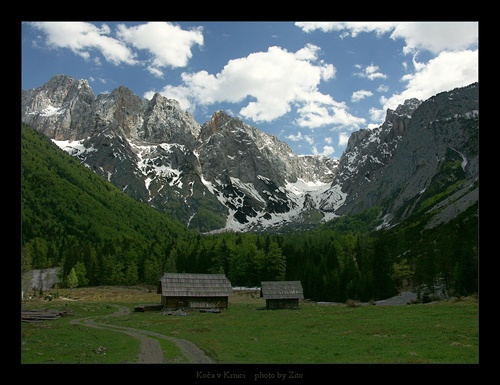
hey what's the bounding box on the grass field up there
[20,285,479,365]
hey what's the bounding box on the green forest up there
[21,124,478,302]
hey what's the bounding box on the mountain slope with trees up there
[21,124,191,287]
[21,122,478,301]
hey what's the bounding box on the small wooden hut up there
[157,273,233,310]
[260,281,304,309]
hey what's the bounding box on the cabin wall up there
[161,296,229,310]
[266,298,299,309]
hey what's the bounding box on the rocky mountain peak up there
[109,84,138,100]
[208,110,233,129]
[388,98,421,118]
[199,110,241,142]
[21,74,96,140]
[21,75,478,233]
[44,74,94,100]
[383,98,421,136]
[141,93,200,146]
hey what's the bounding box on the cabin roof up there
[157,273,233,297]
[260,281,304,299]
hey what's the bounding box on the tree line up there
[21,124,478,301]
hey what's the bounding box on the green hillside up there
[21,123,478,301]
[21,124,192,287]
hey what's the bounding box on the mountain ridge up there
[21,75,479,233]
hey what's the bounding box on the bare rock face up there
[321,84,478,228]
[196,111,338,227]
[22,75,338,232]
[22,75,478,232]
[21,74,96,140]
[94,85,147,141]
[319,98,421,213]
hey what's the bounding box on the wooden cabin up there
[157,273,233,310]
[260,281,304,309]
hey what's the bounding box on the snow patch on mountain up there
[319,184,347,212]
[52,138,87,157]
[211,178,337,232]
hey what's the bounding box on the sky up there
[21,21,478,159]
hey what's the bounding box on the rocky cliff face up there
[319,83,479,228]
[22,75,339,232]
[21,75,479,232]
[317,98,421,214]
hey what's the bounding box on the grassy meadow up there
[20,286,479,364]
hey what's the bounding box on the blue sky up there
[21,21,478,159]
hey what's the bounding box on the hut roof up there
[157,273,233,297]
[260,281,304,299]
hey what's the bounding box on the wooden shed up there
[157,273,233,310]
[260,281,304,309]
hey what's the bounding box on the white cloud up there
[295,99,366,130]
[286,131,317,145]
[29,22,137,66]
[304,135,314,145]
[377,84,389,93]
[156,45,341,127]
[116,22,204,74]
[286,132,304,142]
[354,63,387,80]
[28,21,205,77]
[369,107,386,126]
[352,89,373,102]
[296,22,397,37]
[296,21,478,54]
[390,22,478,55]
[338,132,350,147]
[312,145,335,157]
[301,22,479,129]
[381,49,478,113]
[147,66,165,78]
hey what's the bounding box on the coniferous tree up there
[262,241,286,281]
[143,257,161,286]
[67,267,78,289]
[73,261,89,287]
[125,261,139,285]
[391,258,414,291]
[165,252,177,273]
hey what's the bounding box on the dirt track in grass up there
[40,286,418,364]
[71,304,214,364]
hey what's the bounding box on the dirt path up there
[374,291,418,305]
[71,304,214,364]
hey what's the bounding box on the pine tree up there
[67,267,78,289]
[263,241,286,281]
[73,261,89,287]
